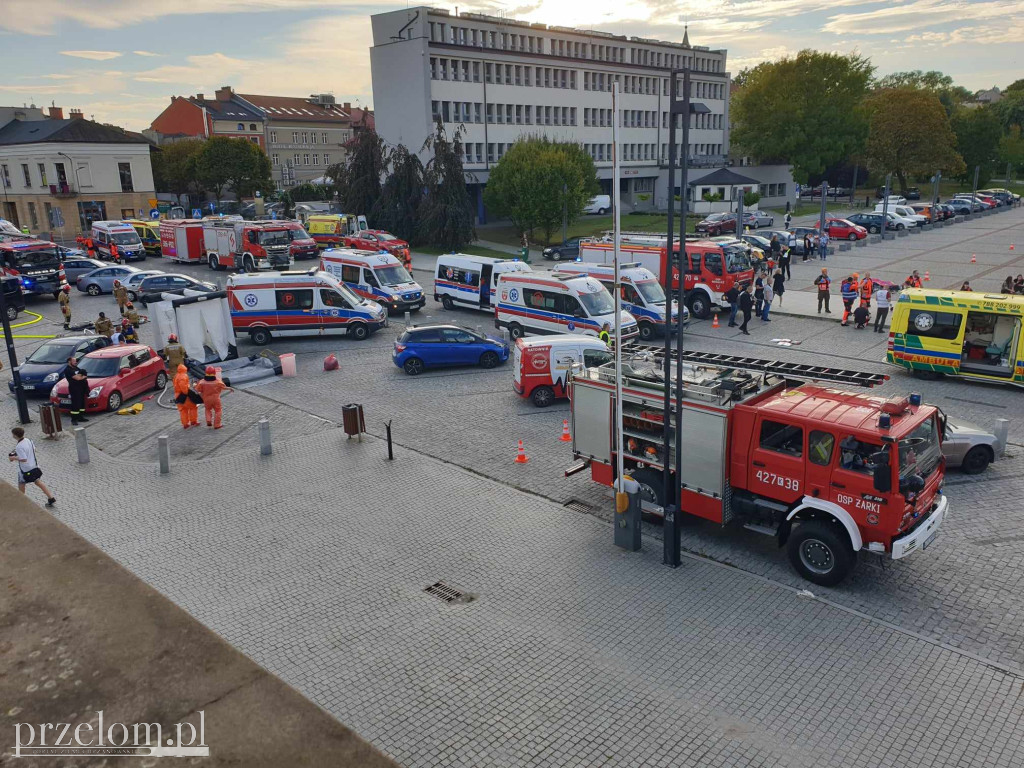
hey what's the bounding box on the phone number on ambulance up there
[756,470,800,491]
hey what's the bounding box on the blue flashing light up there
[513,258,519,262]
[878,414,892,429]
[909,393,922,406]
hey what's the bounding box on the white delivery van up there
[554,261,684,341]
[91,221,146,262]
[583,195,612,215]
[319,248,425,314]
[495,270,638,340]
[513,335,612,407]
[874,204,925,227]
[226,269,387,345]
[434,254,532,312]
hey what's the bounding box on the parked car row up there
[73,263,217,304]
[695,210,775,235]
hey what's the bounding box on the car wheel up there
[848,232,858,241]
[961,445,993,475]
[479,350,500,369]
[106,391,122,412]
[154,371,168,390]
[126,290,138,302]
[5,305,17,321]
[629,467,665,508]
[551,250,562,261]
[441,295,454,311]
[869,226,879,234]
[786,519,855,587]
[769,218,774,227]
[509,322,525,339]
[688,293,711,320]
[250,327,272,346]
[531,385,555,407]
[86,284,101,296]
[209,254,220,271]
[597,208,607,215]
[638,321,655,341]
[403,357,424,376]
[349,322,369,341]
[896,224,905,231]
[244,255,256,273]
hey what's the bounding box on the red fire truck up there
[0,238,64,297]
[160,219,206,265]
[578,234,754,318]
[568,350,948,585]
[203,220,294,272]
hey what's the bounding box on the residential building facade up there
[371,7,790,220]
[147,87,267,147]
[0,109,155,235]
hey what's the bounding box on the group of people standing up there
[724,265,787,336]
[837,271,891,332]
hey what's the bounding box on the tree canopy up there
[418,119,475,251]
[195,137,272,202]
[730,50,874,183]
[371,145,425,244]
[951,107,1003,185]
[152,138,204,202]
[327,129,385,216]
[876,70,971,115]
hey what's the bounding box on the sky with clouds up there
[0,0,1019,131]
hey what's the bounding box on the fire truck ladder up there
[662,350,889,388]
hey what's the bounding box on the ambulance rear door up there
[480,263,494,308]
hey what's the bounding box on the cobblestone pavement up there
[22,432,1024,768]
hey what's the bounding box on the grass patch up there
[481,213,696,248]
[414,244,517,260]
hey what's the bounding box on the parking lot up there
[3,206,1024,767]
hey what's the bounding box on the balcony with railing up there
[49,183,78,199]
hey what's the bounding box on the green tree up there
[998,126,1024,176]
[152,138,204,202]
[730,50,873,182]
[327,129,385,216]
[371,145,424,244]
[1004,79,1024,94]
[483,136,598,242]
[993,90,1024,131]
[876,70,971,115]
[196,137,271,202]
[418,119,475,250]
[864,88,965,193]
[950,107,1003,185]
[289,182,329,202]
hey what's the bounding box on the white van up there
[875,204,925,227]
[583,195,611,215]
[319,248,425,313]
[495,270,638,340]
[553,261,684,340]
[91,221,146,262]
[513,335,612,407]
[434,254,532,312]
[882,195,908,206]
[227,269,386,345]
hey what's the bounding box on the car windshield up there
[634,279,666,304]
[898,417,941,479]
[78,356,121,378]
[375,265,411,285]
[748,236,771,248]
[579,289,615,316]
[724,248,752,273]
[336,282,363,305]
[111,232,142,245]
[6,247,60,268]
[28,342,78,364]
[375,233,398,241]
[835,219,854,227]
[259,231,291,246]
[707,214,727,221]
[289,228,311,241]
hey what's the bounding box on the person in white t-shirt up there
[873,285,891,333]
[8,427,56,506]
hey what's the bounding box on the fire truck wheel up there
[441,295,454,311]
[688,293,711,319]
[250,328,272,346]
[208,254,221,271]
[787,519,855,586]
[530,386,555,407]
[628,467,664,508]
[638,321,655,341]
[961,445,992,475]
[509,322,525,339]
[244,255,256,273]
[86,283,101,296]
[349,322,369,341]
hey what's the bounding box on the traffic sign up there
[192,208,202,219]
[149,208,160,220]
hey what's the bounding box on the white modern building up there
[370,6,793,222]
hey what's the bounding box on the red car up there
[817,218,867,241]
[695,213,738,236]
[50,344,168,413]
[341,230,411,260]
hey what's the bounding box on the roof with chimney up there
[188,96,264,122]
[238,93,352,123]
[0,118,149,146]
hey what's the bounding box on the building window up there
[303,153,310,165]
[313,154,319,166]
[292,131,299,142]
[473,62,480,82]
[272,154,279,166]
[431,101,440,120]
[474,103,482,123]
[249,137,259,144]
[311,133,318,144]
[249,123,257,131]
[118,162,134,192]
[487,143,495,163]
[27,202,38,229]
[21,164,31,187]
[323,153,330,166]
[294,153,300,166]
[301,131,308,143]
[237,123,244,131]
[37,163,47,186]
[525,105,532,124]
[270,131,277,143]
[475,143,483,162]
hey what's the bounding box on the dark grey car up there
[62,257,106,284]
[138,273,217,305]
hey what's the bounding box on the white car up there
[583,194,611,215]
[873,206,916,230]
[891,205,928,227]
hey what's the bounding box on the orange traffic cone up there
[712,314,720,329]
[560,419,572,442]
[924,271,930,281]
[970,254,976,263]
[514,439,529,464]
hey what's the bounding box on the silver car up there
[124,269,165,302]
[75,265,142,296]
[744,210,775,228]
[942,418,1001,474]
[61,257,105,284]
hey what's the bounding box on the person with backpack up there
[9,427,56,506]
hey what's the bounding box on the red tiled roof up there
[238,94,351,123]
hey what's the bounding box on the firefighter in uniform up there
[124,301,141,328]
[57,284,72,329]
[62,356,90,425]
[194,366,232,429]
[121,318,138,344]
[163,334,187,373]
[173,364,199,428]
[113,280,129,315]
[94,312,113,338]
[599,323,611,346]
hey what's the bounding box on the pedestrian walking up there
[874,284,890,333]
[94,311,113,338]
[819,231,830,260]
[194,367,233,429]
[723,284,740,327]
[761,280,774,321]
[599,323,611,346]
[163,334,187,372]
[754,272,765,317]
[738,283,754,335]
[61,356,89,425]
[840,273,859,326]
[771,269,785,307]
[814,268,831,313]
[859,272,874,308]
[779,244,791,280]
[784,212,792,229]
[173,364,200,429]
[57,284,72,329]
[113,280,129,316]
[802,233,812,262]
[9,427,56,506]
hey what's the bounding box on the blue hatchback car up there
[393,324,510,376]
[9,336,111,395]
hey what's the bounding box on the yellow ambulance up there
[305,214,368,249]
[887,288,1024,385]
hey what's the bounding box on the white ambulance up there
[553,261,686,341]
[319,248,425,314]
[226,269,387,346]
[433,254,532,312]
[513,335,612,407]
[495,270,638,340]
[91,221,146,262]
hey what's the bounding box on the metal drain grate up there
[424,582,467,603]
[563,499,595,514]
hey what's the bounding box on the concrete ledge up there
[909,226,921,234]
[921,224,932,231]
[955,215,965,222]
[0,483,399,768]
[838,242,852,251]
[933,221,944,228]
[868,234,882,244]
[883,233,897,240]
[854,239,868,247]
[897,229,909,237]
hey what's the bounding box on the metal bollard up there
[157,435,170,474]
[385,419,394,460]
[502,328,510,344]
[404,310,412,326]
[259,418,272,456]
[994,418,1009,456]
[614,477,642,552]
[74,427,89,464]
